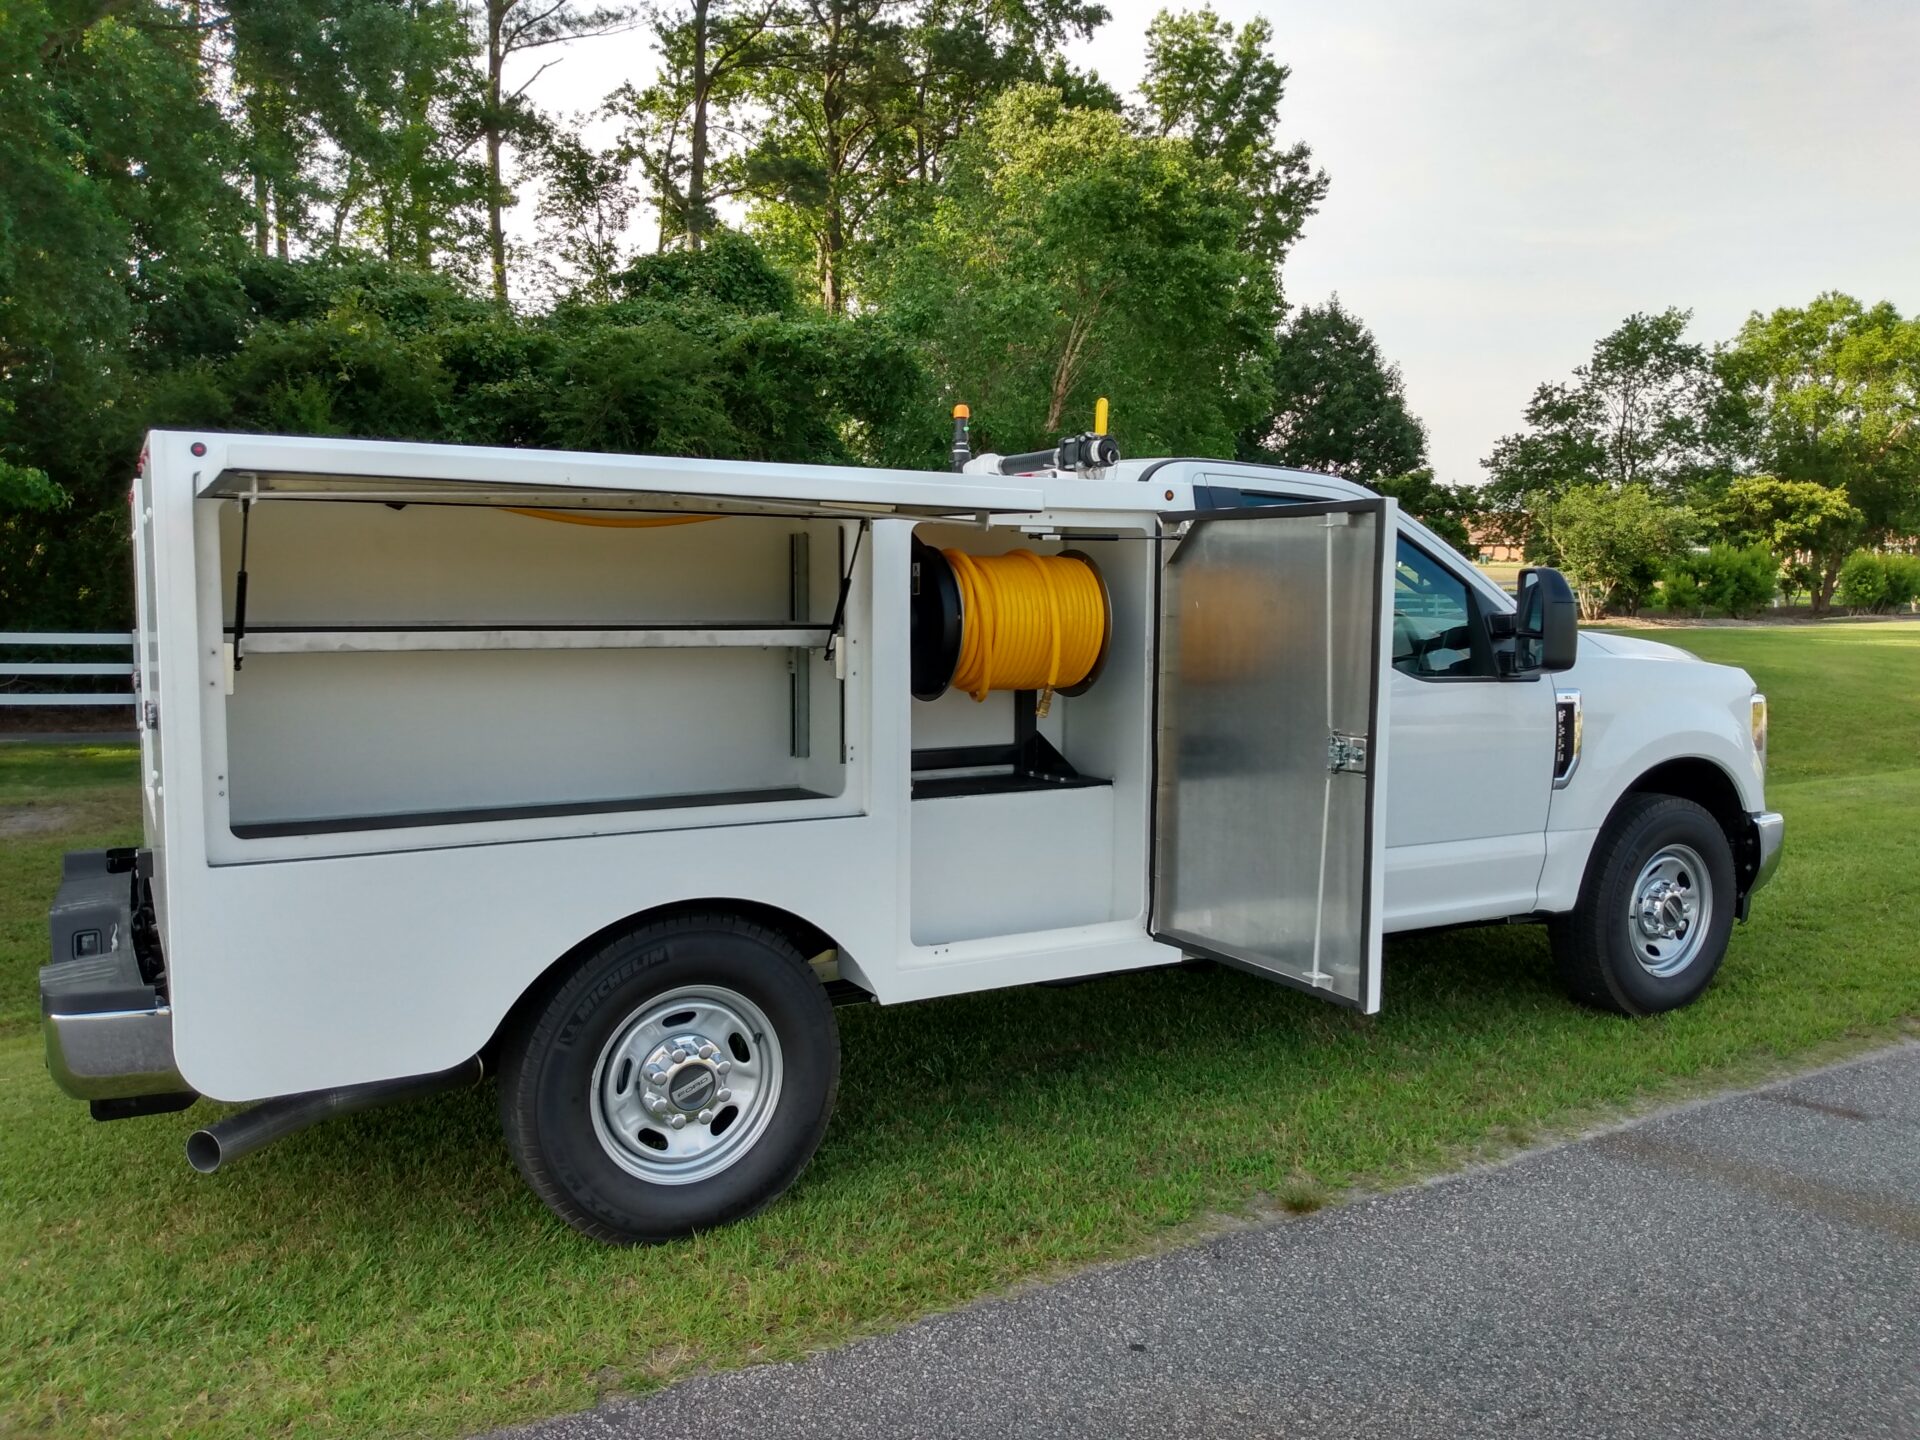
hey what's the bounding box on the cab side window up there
[1393,538,1477,678]
[1207,488,1494,679]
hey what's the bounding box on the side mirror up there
[1512,567,1578,673]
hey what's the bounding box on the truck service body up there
[41,430,1783,1240]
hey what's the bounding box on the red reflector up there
[190,441,207,457]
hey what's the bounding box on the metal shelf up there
[229,624,831,655]
[231,784,835,838]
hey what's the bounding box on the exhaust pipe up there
[186,1056,484,1173]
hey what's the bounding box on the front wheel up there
[1551,794,1736,1016]
[499,912,838,1243]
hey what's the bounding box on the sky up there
[522,0,1920,486]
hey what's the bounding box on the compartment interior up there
[213,494,1160,957]
[907,521,1153,945]
[216,499,848,834]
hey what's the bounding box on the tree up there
[900,0,1108,184]
[1,0,247,630]
[617,0,781,251]
[1484,309,1721,543]
[1371,469,1478,553]
[470,0,634,303]
[226,0,312,258]
[1137,5,1325,270]
[1536,483,1687,619]
[527,129,639,299]
[737,0,911,311]
[1716,293,1920,551]
[1714,475,1863,615]
[2,7,154,394]
[1244,297,1426,482]
[211,0,487,266]
[870,85,1277,457]
[337,0,491,270]
[2,3,244,378]
[1038,52,1119,112]
[740,0,1105,311]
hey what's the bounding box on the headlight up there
[1751,692,1769,774]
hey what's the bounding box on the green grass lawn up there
[4,623,1918,1439]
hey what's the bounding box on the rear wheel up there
[1551,794,1736,1016]
[500,912,838,1243]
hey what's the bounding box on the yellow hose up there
[504,508,716,529]
[943,548,1106,707]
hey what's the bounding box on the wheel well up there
[484,900,847,1069]
[641,899,838,966]
[1623,758,1758,892]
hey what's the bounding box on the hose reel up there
[909,540,1111,709]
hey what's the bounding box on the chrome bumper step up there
[41,849,191,1111]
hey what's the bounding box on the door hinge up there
[1328,731,1368,775]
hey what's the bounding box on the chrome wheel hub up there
[1625,844,1712,979]
[590,986,781,1185]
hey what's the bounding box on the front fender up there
[1537,642,1765,912]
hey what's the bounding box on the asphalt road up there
[489,1042,1920,1440]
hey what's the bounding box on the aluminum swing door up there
[1151,499,1393,1012]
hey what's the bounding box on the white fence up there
[0,633,135,707]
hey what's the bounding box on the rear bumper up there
[44,1002,184,1101]
[41,850,188,1103]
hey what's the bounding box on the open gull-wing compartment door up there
[192,435,1044,521]
[1152,499,1393,1012]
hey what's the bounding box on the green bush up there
[1660,543,1778,618]
[1836,550,1920,612]
[1837,552,1888,610]
[1894,555,1920,606]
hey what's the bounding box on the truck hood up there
[1578,631,1701,664]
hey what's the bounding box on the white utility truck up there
[42,426,1782,1242]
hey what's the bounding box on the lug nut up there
[697,1108,714,1124]
[717,1088,732,1102]
[716,1060,731,1075]
[699,1043,717,1059]
[669,1114,686,1129]
[671,1049,687,1063]
[647,1096,667,1116]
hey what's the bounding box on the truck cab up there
[1170,462,1781,950]
[41,433,1783,1243]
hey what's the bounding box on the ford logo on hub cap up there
[668,1065,716,1111]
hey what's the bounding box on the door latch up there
[1328,731,1367,775]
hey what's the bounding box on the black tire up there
[499,911,838,1243]
[1550,793,1737,1017]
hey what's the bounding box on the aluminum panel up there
[1153,503,1385,1007]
